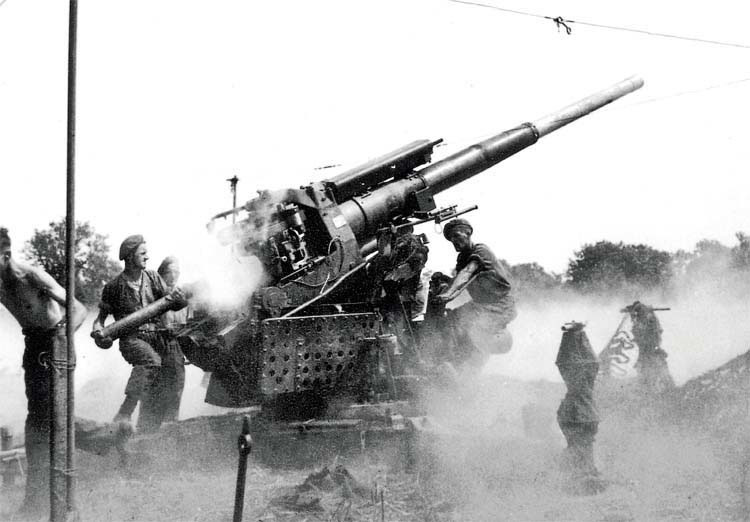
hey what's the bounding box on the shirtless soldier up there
[0,227,87,516]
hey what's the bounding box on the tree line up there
[22,218,750,307]
[23,219,120,307]
[510,233,750,301]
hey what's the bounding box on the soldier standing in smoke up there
[556,321,607,495]
[435,218,517,369]
[156,256,188,422]
[624,301,674,393]
[92,235,186,432]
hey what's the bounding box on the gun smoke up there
[413,241,750,520]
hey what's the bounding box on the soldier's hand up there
[91,330,113,350]
[167,287,189,310]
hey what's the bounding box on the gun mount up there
[104,77,644,414]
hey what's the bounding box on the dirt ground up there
[1,379,748,521]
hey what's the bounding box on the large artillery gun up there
[97,77,644,439]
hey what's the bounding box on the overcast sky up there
[1,0,749,277]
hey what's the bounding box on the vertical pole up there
[233,415,252,522]
[65,0,78,519]
[227,175,239,224]
[49,325,68,517]
[1,427,12,487]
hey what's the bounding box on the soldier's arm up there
[91,284,112,333]
[90,304,115,349]
[91,308,108,332]
[153,271,187,310]
[27,264,88,330]
[437,260,480,303]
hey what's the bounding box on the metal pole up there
[233,415,253,522]
[1,427,12,487]
[64,0,78,519]
[49,322,68,517]
[227,176,239,224]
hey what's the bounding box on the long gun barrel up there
[338,76,643,240]
[161,76,647,408]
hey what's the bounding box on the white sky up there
[1,0,749,277]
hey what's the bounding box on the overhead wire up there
[622,76,750,108]
[447,0,750,50]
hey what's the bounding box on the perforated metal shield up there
[260,313,381,396]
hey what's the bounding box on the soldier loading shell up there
[92,235,187,432]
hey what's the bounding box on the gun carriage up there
[94,77,643,459]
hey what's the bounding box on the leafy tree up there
[679,238,732,279]
[23,219,120,306]
[510,262,562,298]
[670,234,750,296]
[670,248,693,278]
[566,240,672,293]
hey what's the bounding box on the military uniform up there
[21,326,132,512]
[450,243,517,362]
[376,232,429,315]
[630,303,674,393]
[555,323,606,494]
[20,324,68,512]
[371,231,429,362]
[100,269,174,431]
[157,303,188,422]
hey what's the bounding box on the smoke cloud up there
[485,260,750,387]
[414,242,750,519]
[181,232,265,312]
